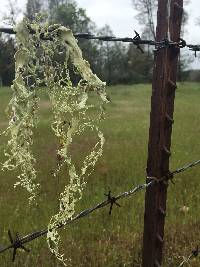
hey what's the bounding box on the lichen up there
[2,17,108,265]
[2,19,40,203]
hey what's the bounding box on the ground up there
[0,83,200,266]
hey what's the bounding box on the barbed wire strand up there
[0,159,200,265]
[178,246,199,267]
[178,254,193,267]
[0,27,200,55]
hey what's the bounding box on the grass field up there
[0,83,200,267]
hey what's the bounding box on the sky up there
[0,0,200,68]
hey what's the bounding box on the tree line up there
[0,0,198,86]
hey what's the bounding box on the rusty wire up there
[0,27,200,55]
[0,158,200,264]
[178,246,199,267]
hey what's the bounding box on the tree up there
[132,0,190,40]
[132,0,157,40]
[178,9,192,81]
[132,0,191,81]
[46,0,105,81]
[48,0,65,11]
[131,0,157,83]
[0,0,18,86]
[95,25,129,84]
[25,0,42,20]
[0,36,15,86]
[48,0,92,33]
[126,44,153,83]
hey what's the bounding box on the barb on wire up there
[133,30,144,53]
[0,27,199,55]
[7,230,30,262]
[178,245,199,267]
[187,44,200,57]
[104,190,121,215]
[0,159,200,262]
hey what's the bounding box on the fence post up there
[142,0,183,267]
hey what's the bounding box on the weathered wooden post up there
[142,0,183,266]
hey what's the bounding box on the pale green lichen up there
[2,17,108,265]
[2,20,40,203]
[44,25,108,265]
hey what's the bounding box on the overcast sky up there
[0,0,200,68]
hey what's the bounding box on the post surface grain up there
[142,0,183,266]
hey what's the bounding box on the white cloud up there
[76,0,140,36]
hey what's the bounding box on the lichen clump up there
[2,17,108,265]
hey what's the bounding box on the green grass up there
[0,83,200,266]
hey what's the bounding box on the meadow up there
[0,83,200,267]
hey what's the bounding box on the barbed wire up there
[0,158,200,265]
[178,246,199,267]
[0,27,200,56]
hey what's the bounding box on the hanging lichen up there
[1,16,108,265]
[2,19,41,203]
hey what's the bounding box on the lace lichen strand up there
[2,20,40,203]
[57,26,108,102]
[46,25,108,266]
[1,17,108,265]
